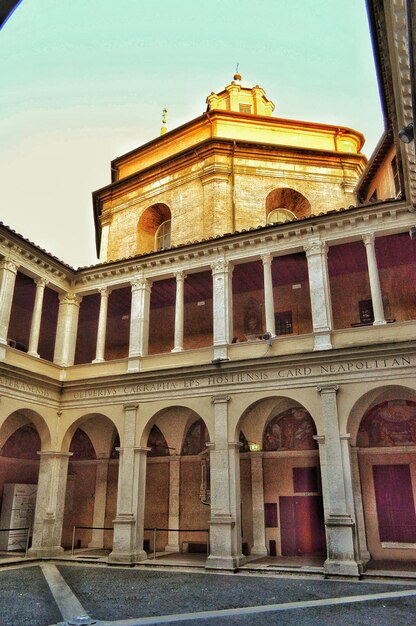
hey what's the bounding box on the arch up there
[140,404,212,452]
[263,407,317,451]
[69,429,97,460]
[1,424,41,460]
[347,385,416,446]
[60,412,120,454]
[137,203,171,254]
[0,409,51,451]
[265,188,311,222]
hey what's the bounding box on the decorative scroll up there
[263,408,317,451]
[358,400,416,447]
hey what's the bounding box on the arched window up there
[268,208,297,224]
[155,219,171,250]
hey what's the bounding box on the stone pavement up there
[1,562,416,626]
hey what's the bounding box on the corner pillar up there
[28,451,72,557]
[53,293,82,366]
[316,385,359,577]
[206,395,245,570]
[0,258,19,348]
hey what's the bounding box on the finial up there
[160,107,168,136]
[233,62,241,82]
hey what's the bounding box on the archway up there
[0,410,50,552]
[352,392,416,564]
[61,414,120,552]
[265,188,311,222]
[137,203,171,254]
[237,397,325,561]
[143,407,210,557]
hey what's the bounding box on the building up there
[0,1,415,577]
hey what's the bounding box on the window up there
[391,156,401,197]
[155,220,171,250]
[275,310,293,335]
[239,103,252,114]
[359,299,374,324]
[268,208,297,224]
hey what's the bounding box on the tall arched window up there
[268,208,297,224]
[265,188,311,223]
[155,219,171,250]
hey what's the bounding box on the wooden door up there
[373,464,416,543]
[279,496,326,556]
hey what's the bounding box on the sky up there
[0,1,384,268]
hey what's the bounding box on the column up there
[53,293,82,366]
[317,385,359,576]
[0,258,18,346]
[28,278,48,357]
[362,232,386,325]
[261,254,276,337]
[250,451,268,556]
[28,451,71,557]
[211,259,233,361]
[349,445,371,565]
[93,287,110,363]
[172,271,185,353]
[304,240,333,351]
[88,455,109,548]
[165,455,180,552]
[109,403,149,563]
[206,395,245,570]
[128,276,151,372]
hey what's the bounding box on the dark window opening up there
[264,503,278,528]
[391,156,401,197]
[359,299,374,324]
[275,310,293,335]
[239,103,252,114]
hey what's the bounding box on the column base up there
[373,320,387,326]
[205,554,246,570]
[92,357,105,364]
[27,546,64,558]
[313,331,332,351]
[28,351,40,358]
[164,543,180,553]
[171,347,184,353]
[250,546,268,557]
[324,558,360,577]
[212,344,229,361]
[127,357,141,373]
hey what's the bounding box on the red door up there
[373,464,416,543]
[279,496,326,556]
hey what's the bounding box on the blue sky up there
[0,1,383,267]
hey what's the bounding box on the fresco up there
[263,408,317,451]
[358,400,416,447]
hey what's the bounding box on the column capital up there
[34,277,48,289]
[317,384,339,395]
[59,292,82,307]
[131,277,151,292]
[175,270,185,282]
[98,286,110,298]
[304,239,327,257]
[313,434,325,445]
[340,433,351,441]
[211,394,231,405]
[211,259,232,275]
[0,258,19,273]
[124,402,139,412]
[362,232,375,246]
[261,253,273,266]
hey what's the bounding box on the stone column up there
[261,254,276,337]
[304,240,333,351]
[88,455,110,548]
[93,287,110,363]
[362,232,386,325]
[53,293,82,366]
[250,451,268,556]
[317,385,359,576]
[165,455,181,552]
[28,278,48,357]
[109,403,149,563]
[0,258,18,346]
[28,451,71,557]
[349,445,371,565]
[172,271,185,353]
[206,395,245,570]
[211,259,233,361]
[128,277,151,372]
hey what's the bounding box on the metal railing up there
[0,526,31,556]
[71,525,114,556]
[144,527,210,560]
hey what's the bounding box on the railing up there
[0,526,31,556]
[71,525,114,556]
[144,527,210,560]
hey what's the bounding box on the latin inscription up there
[0,375,50,397]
